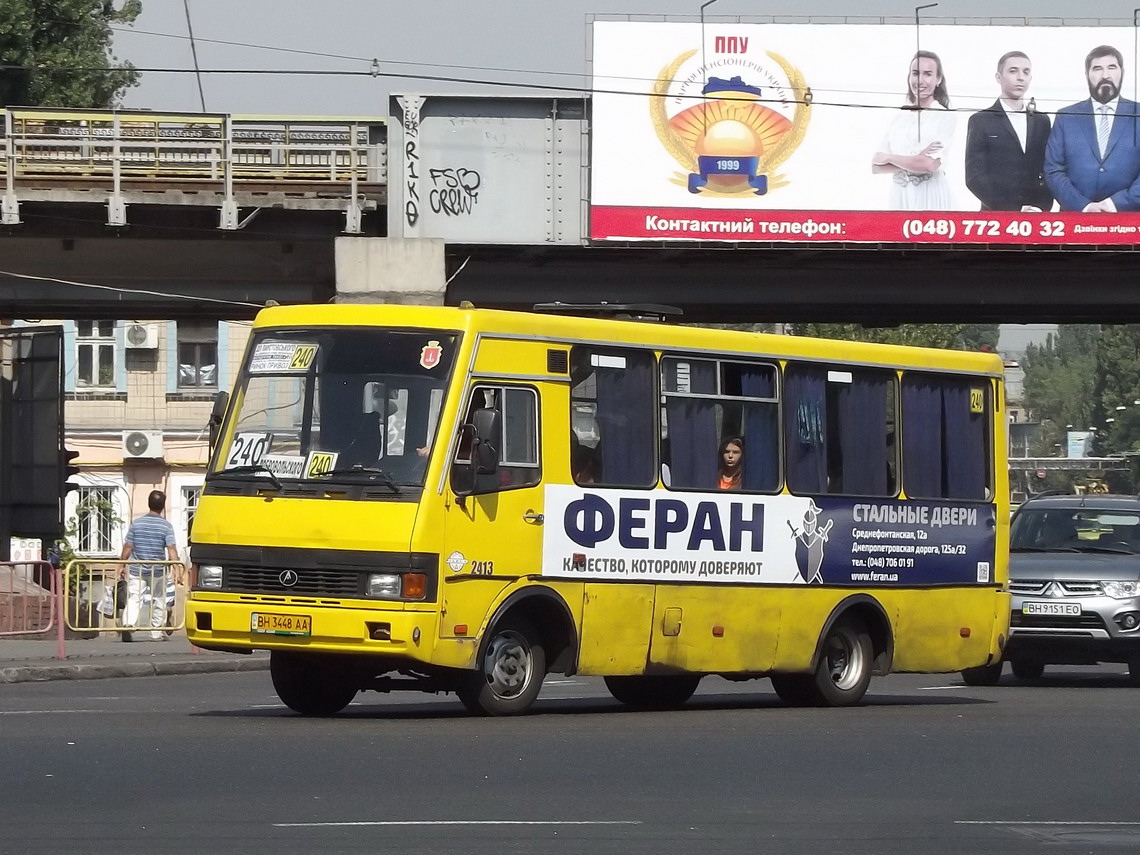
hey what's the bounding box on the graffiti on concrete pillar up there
[399,96,424,229]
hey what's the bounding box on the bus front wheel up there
[270,651,358,716]
[457,620,546,716]
[604,674,701,709]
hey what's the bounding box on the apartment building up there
[15,319,251,562]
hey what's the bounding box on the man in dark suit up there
[965,51,1053,211]
[1045,45,1140,212]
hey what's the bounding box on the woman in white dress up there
[872,50,958,210]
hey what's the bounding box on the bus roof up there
[253,303,1005,377]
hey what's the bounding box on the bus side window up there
[784,363,896,497]
[661,356,779,493]
[570,347,656,488]
[901,374,991,501]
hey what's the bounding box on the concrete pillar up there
[334,237,446,305]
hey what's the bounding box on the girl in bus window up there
[718,436,744,491]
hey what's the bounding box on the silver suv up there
[965,494,1140,685]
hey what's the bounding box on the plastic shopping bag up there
[97,583,115,618]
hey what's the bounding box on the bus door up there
[439,383,546,643]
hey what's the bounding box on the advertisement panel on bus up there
[590,21,1140,245]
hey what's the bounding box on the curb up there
[0,656,270,684]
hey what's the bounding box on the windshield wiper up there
[312,465,401,493]
[207,465,283,491]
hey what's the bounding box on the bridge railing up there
[1,108,387,230]
[1,108,387,183]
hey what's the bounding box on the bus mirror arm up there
[208,390,230,450]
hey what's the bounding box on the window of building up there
[902,374,992,501]
[178,322,218,388]
[76,321,116,388]
[182,485,201,539]
[660,356,780,492]
[783,363,897,497]
[569,347,656,488]
[74,486,116,554]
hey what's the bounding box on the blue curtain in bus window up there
[784,366,827,494]
[741,366,778,491]
[838,373,888,496]
[596,355,655,486]
[943,383,986,500]
[902,377,943,498]
[664,360,717,489]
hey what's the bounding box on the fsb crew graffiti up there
[429,167,482,217]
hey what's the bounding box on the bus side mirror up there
[471,408,501,475]
[208,390,230,450]
[451,410,501,499]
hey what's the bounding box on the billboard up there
[590,21,1140,245]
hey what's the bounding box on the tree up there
[789,323,999,351]
[1094,326,1140,455]
[0,0,141,108]
[1020,325,1098,457]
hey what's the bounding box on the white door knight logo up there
[789,499,833,584]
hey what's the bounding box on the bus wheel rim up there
[826,626,864,691]
[484,631,532,699]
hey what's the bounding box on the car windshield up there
[1010,508,1140,554]
[213,328,457,487]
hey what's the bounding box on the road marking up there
[956,821,1140,826]
[0,710,99,715]
[919,685,966,690]
[274,820,642,828]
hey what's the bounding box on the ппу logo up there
[650,44,811,197]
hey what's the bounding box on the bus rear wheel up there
[772,617,873,707]
[270,651,358,716]
[457,620,546,716]
[961,662,1004,686]
[604,674,701,709]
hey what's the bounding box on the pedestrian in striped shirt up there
[119,490,180,642]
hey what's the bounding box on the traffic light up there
[61,447,81,497]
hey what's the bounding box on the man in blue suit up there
[1045,45,1140,212]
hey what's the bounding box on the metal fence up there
[63,559,188,640]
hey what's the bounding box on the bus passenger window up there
[784,363,896,497]
[570,347,656,488]
[661,356,779,492]
[901,374,991,501]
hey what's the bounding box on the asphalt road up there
[2,665,1140,854]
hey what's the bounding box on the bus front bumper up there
[185,596,438,658]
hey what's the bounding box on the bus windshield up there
[215,328,457,486]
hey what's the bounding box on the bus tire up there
[773,617,873,707]
[604,674,701,709]
[457,619,546,716]
[770,674,818,706]
[961,662,1004,686]
[270,651,357,716]
[812,617,873,706]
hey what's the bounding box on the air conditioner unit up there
[122,429,164,460]
[124,322,159,350]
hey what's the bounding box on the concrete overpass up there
[2,102,1137,324]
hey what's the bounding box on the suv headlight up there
[1102,580,1140,599]
[197,565,223,589]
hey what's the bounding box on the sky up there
[111,1,1139,115]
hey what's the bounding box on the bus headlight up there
[1102,580,1140,599]
[198,565,223,589]
[367,573,401,599]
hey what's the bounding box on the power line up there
[0,268,263,309]
[0,60,1103,116]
